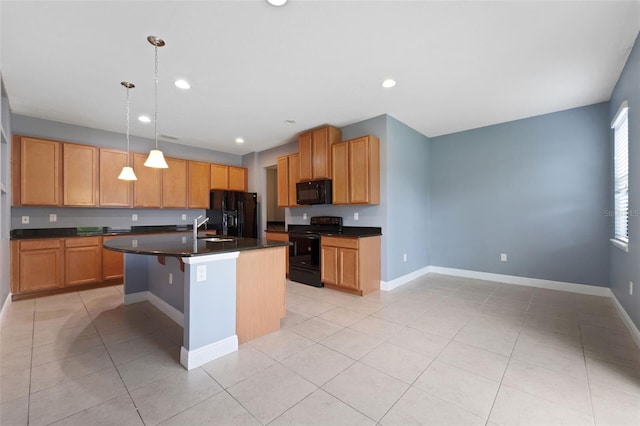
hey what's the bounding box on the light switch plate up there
[500,253,508,262]
[49,214,57,222]
[354,212,359,221]
[182,214,187,220]
[132,214,138,222]
[303,213,307,220]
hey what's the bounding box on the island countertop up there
[103,232,290,257]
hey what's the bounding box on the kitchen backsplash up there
[11,206,206,230]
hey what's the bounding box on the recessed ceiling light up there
[284,119,296,125]
[382,78,396,88]
[235,137,244,144]
[266,0,287,6]
[138,115,151,123]
[175,79,191,89]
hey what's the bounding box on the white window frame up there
[610,100,629,252]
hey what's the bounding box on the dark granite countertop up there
[103,233,290,257]
[10,225,194,240]
[266,226,382,237]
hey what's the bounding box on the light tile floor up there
[1,274,639,425]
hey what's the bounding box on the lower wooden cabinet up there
[11,239,64,294]
[11,236,123,298]
[320,235,380,296]
[64,237,102,286]
[102,236,124,281]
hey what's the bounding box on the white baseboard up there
[608,289,640,350]
[0,293,11,329]
[123,291,184,327]
[428,266,611,297]
[180,335,238,370]
[381,266,431,291]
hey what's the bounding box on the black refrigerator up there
[206,190,258,238]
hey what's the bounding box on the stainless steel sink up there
[197,237,235,242]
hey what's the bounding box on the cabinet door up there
[162,157,188,208]
[298,132,313,181]
[133,153,162,207]
[320,245,338,285]
[349,136,371,204]
[188,161,211,209]
[102,236,124,281]
[65,237,102,286]
[99,148,132,207]
[63,143,99,206]
[338,248,359,290]
[276,156,289,207]
[17,239,64,293]
[312,127,331,179]
[210,164,229,190]
[288,153,300,207]
[265,232,289,275]
[331,141,349,205]
[228,166,247,191]
[16,137,61,206]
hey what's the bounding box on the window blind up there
[612,101,629,243]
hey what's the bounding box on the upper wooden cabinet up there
[63,143,99,207]
[276,156,289,208]
[229,166,247,191]
[162,157,188,208]
[133,152,162,208]
[188,161,211,209]
[276,153,301,208]
[298,125,342,181]
[211,164,248,192]
[99,148,132,207]
[331,135,380,205]
[12,136,62,206]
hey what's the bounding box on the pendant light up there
[144,35,169,169]
[118,82,138,181]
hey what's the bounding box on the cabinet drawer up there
[65,237,101,248]
[19,239,62,251]
[321,236,358,249]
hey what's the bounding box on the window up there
[612,100,629,249]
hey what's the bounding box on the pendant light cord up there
[126,86,131,166]
[154,44,159,150]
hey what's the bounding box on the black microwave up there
[296,179,332,205]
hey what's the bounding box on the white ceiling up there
[1,0,639,155]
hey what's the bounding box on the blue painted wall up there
[609,32,640,329]
[385,116,430,279]
[430,103,610,287]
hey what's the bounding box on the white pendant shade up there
[118,166,138,181]
[144,149,169,168]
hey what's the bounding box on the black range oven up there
[288,216,343,288]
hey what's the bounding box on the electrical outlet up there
[49,214,57,222]
[403,253,407,262]
[181,214,187,221]
[303,213,307,220]
[500,253,508,262]
[169,273,173,284]
[21,216,29,224]
[354,212,359,221]
[630,281,634,296]
[132,214,138,222]
[181,236,187,244]
[196,265,207,282]
[132,239,138,248]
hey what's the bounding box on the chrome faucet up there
[193,215,209,239]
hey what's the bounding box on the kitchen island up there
[103,233,289,370]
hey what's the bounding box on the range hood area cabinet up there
[277,153,301,208]
[12,134,247,209]
[298,125,342,181]
[332,135,380,205]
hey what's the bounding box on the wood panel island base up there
[103,234,288,370]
